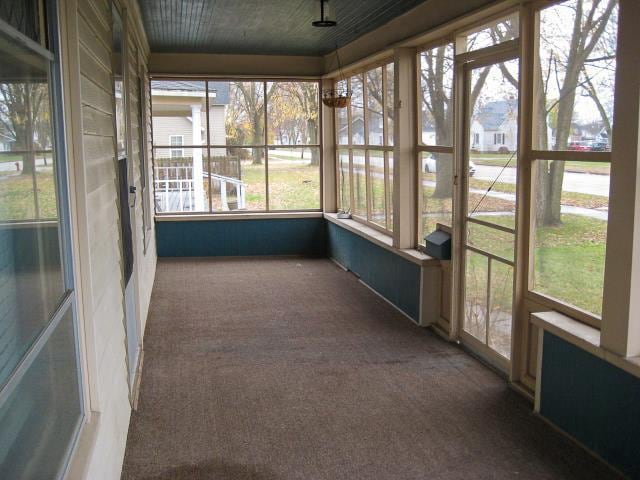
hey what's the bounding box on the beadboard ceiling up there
[137,0,430,56]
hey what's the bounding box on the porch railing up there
[154,165,246,212]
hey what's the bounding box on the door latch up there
[129,185,137,208]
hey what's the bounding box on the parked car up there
[567,141,590,151]
[589,141,609,152]
[424,156,476,177]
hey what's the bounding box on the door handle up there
[129,185,137,208]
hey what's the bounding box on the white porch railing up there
[154,165,246,212]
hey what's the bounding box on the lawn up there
[462,212,605,355]
[470,152,610,175]
[533,214,606,316]
[464,213,606,318]
[0,170,58,220]
[210,160,320,211]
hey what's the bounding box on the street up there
[473,165,610,197]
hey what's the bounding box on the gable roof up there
[475,99,517,131]
[151,80,230,105]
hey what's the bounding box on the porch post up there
[601,0,640,357]
[392,47,417,248]
[191,104,204,211]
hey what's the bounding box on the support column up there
[601,0,640,357]
[392,48,417,248]
[191,104,204,211]
[322,78,337,213]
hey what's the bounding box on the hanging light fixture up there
[312,0,336,27]
[311,1,351,108]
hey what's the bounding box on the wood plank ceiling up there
[137,0,430,56]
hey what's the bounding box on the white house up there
[0,126,13,152]
[151,80,228,155]
[470,99,518,153]
[151,81,245,212]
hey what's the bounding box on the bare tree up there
[232,82,274,165]
[0,82,49,175]
[285,82,320,166]
[420,46,490,198]
[535,0,616,226]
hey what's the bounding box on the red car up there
[567,141,590,151]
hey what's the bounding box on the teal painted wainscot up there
[156,217,327,257]
[538,331,640,479]
[326,220,424,323]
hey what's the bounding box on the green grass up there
[467,213,606,316]
[0,170,58,220]
[217,162,320,211]
[471,153,609,175]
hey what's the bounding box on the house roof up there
[151,80,230,105]
[475,99,517,131]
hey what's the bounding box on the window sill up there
[532,311,640,379]
[324,213,438,267]
[155,211,324,222]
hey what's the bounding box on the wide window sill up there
[155,212,324,222]
[532,311,640,379]
[324,213,438,267]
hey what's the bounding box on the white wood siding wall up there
[67,0,156,477]
[209,106,226,146]
[152,117,193,151]
[151,105,226,150]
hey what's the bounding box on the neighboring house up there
[151,80,229,158]
[151,81,247,212]
[547,121,609,148]
[337,115,384,146]
[470,99,518,153]
[0,125,15,152]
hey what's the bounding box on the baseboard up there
[131,349,144,411]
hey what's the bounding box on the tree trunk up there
[308,118,319,166]
[432,119,452,198]
[22,91,36,175]
[252,111,262,165]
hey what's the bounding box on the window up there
[335,61,394,232]
[151,79,321,213]
[529,0,618,319]
[0,5,82,478]
[457,12,519,53]
[170,135,184,157]
[535,0,617,152]
[418,43,454,244]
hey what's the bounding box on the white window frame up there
[151,78,323,214]
[170,135,184,158]
[416,41,456,247]
[335,61,395,234]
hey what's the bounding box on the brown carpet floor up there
[121,257,621,480]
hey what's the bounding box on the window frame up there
[0,3,85,478]
[416,40,457,247]
[150,77,323,215]
[334,59,395,234]
[522,0,616,328]
[169,135,184,158]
